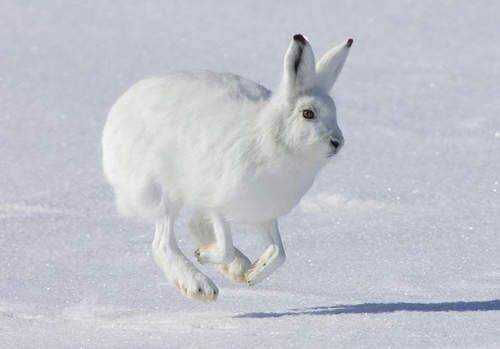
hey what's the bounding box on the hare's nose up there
[329,137,344,153]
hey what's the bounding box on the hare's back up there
[104,70,270,136]
[103,70,270,161]
[130,70,271,108]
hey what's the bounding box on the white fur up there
[102,34,352,301]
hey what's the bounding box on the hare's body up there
[102,34,353,301]
[103,71,320,223]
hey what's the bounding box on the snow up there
[1,0,499,347]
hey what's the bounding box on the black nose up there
[330,139,341,149]
[329,138,344,154]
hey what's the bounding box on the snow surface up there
[1,1,500,348]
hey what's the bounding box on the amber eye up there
[302,109,315,119]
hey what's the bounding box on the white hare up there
[102,34,353,302]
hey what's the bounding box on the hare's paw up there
[173,272,219,302]
[195,243,234,265]
[215,248,252,283]
[168,257,219,302]
[245,245,285,286]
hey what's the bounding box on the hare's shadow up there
[235,299,500,318]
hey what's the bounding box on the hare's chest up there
[222,164,318,223]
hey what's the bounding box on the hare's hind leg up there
[152,208,218,302]
[245,220,286,286]
[189,212,251,283]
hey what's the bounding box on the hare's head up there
[269,34,353,162]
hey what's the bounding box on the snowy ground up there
[1,1,500,348]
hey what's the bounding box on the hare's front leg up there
[189,212,251,283]
[194,212,235,265]
[152,210,218,302]
[245,220,286,286]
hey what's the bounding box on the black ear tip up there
[346,38,354,48]
[293,34,307,45]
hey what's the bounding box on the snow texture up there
[1,1,499,348]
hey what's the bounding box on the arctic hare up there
[102,34,353,301]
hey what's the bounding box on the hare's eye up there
[302,109,315,119]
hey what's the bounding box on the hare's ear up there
[315,38,353,92]
[280,34,316,94]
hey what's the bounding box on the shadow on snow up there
[235,299,500,318]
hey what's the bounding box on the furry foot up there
[195,243,234,265]
[214,248,252,283]
[171,271,218,302]
[245,245,285,286]
[161,254,219,302]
